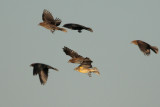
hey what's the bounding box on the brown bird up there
[131,40,158,56]
[63,46,99,77]
[39,9,67,33]
[30,63,58,85]
[63,23,93,33]
[63,46,85,64]
[74,57,100,77]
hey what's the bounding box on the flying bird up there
[39,9,67,33]
[63,46,85,64]
[63,46,99,77]
[63,23,93,33]
[131,40,158,56]
[30,63,58,85]
[74,57,100,77]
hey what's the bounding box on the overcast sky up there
[0,0,160,107]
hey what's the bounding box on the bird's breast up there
[39,22,56,30]
[78,67,89,73]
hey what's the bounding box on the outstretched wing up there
[39,68,48,85]
[33,65,40,76]
[42,9,62,26]
[79,57,93,68]
[63,46,83,58]
[42,9,55,24]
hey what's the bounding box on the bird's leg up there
[50,30,55,33]
[88,72,92,77]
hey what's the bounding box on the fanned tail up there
[58,27,67,32]
[85,27,93,32]
[150,46,158,54]
[91,67,100,76]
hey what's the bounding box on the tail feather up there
[150,46,158,54]
[92,67,100,76]
[58,28,67,32]
[85,27,93,32]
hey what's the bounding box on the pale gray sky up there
[0,0,160,107]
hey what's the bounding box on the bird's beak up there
[74,67,78,71]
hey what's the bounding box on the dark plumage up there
[30,63,58,85]
[131,40,158,56]
[63,46,85,64]
[63,23,93,33]
[39,9,67,33]
[42,9,61,26]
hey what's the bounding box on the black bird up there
[30,63,58,85]
[63,23,93,33]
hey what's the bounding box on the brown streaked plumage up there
[30,63,58,85]
[39,9,67,33]
[74,58,100,77]
[131,40,158,56]
[63,46,85,64]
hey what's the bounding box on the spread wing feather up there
[39,69,48,85]
[42,9,55,24]
[79,57,92,68]
[42,9,62,26]
[63,46,83,58]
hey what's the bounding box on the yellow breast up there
[78,67,89,73]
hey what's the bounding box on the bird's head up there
[63,24,67,27]
[39,22,44,26]
[30,63,34,67]
[30,63,38,67]
[74,67,79,71]
[131,40,138,45]
[68,58,76,63]
[68,59,72,63]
